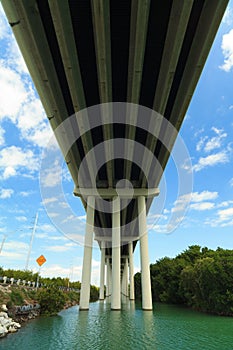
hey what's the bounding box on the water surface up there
[1,299,233,349]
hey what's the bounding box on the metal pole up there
[25,212,38,270]
[0,235,7,254]
[36,266,41,291]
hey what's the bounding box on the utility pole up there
[68,263,73,288]
[0,235,7,254]
[25,212,38,270]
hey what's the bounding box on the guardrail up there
[0,276,80,293]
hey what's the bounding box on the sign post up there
[36,255,46,289]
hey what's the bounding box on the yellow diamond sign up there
[36,255,46,266]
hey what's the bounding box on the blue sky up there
[0,3,233,285]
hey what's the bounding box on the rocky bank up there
[0,304,21,338]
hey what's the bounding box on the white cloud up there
[222,6,233,26]
[196,127,227,153]
[63,167,72,182]
[163,208,170,214]
[148,223,175,234]
[196,136,207,151]
[194,128,204,138]
[0,4,28,71]
[204,128,227,152]
[2,167,17,179]
[171,193,191,213]
[0,146,38,179]
[218,207,233,221]
[40,159,62,187]
[193,151,229,172]
[16,216,27,222]
[219,29,233,72]
[66,233,85,245]
[39,263,101,283]
[0,4,10,40]
[229,178,233,187]
[17,97,52,148]
[65,242,77,247]
[0,125,5,146]
[48,235,67,241]
[0,64,28,120]
[40,265,73,279]
[45,245,72,252]
[172,191,218,213]
[19,190,35,197]
[0,251,26,260]
[59,201,69,208]
[212,127,224,135]
[8,208,25,215]
[147,213,168,221]
[217,200,233,208]
[61,214,77,224]
[37,223,56,233]
[5,36,29,75]
[44,242,77,253]
[0,188,14,199]
[174,190,217,209]
[191,191,218,202]
[205,204,233,227]
[36,233,67,241]
[0,65,52,148]
[2,240,29,257]
[43,197,58,204]
[49,212,59,218]
[0,30,52,148]
[190,202,215,211]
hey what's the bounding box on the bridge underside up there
[2,0,228,310]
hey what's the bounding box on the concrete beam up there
[74,187,159,199]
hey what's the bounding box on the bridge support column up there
[109,259,112,296]
[138,196,152,310]
[79,196,95,310]
[106,257,110,297]
[125,257,129,297]
[121,260,127,296]
[111,196,121,310]
[129,241,135,300]
[99,241,105,300]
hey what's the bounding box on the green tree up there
[135,246,233,316]
[90,285,99,302]
[37,287,66,316]
[134,272,142,300]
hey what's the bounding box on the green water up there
[1,299,233,350]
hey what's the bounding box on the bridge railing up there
[0,276,80,292]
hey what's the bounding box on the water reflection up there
[1,302,233,350]
[141,309,155,347]
[129,300,135,311]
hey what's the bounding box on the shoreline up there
[0,283,79,339]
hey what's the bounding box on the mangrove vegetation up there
[135,245,233,316]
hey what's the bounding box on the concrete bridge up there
[2,0,228,310]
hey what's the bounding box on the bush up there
[37,287,66,316]
[10,290,24,305]
[6,300,13,309]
